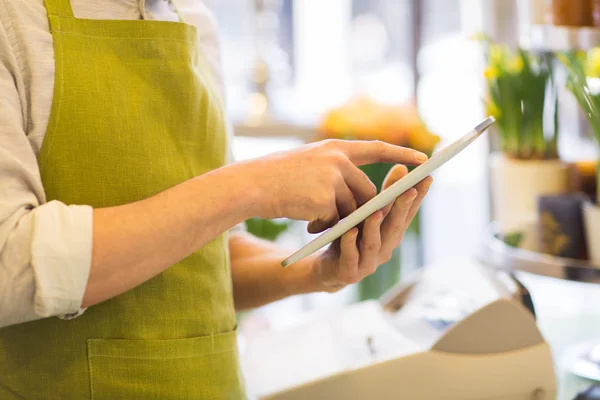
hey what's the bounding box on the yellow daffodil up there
[484,66,499,80]
[408,125,440,154]
[489,45,506,67]
[485,101,501,120]
[508,55,524,73]
[586,48,600,78]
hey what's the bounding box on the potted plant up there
[560,49,600,264]
[479,37,569,232]
[319,96,440,300]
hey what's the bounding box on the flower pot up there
[584,202,600,265]
[490,153,569,232]
[568,161,597,199]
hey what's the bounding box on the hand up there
[308,165,433,292]
[242,139,428,232]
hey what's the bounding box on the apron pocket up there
[87,330,244,400]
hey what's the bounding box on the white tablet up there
[281,116,495,267]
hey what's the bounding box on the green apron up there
[0,0,245,398]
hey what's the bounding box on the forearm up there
[84,165,259,308]
[229,231,321,311]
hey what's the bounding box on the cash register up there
[240,260,556,399]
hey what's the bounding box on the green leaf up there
[245,218,290,241]
[560,50,600,146]
[486,48,554,159]
[502,232,524,248]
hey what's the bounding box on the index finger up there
[343,140,428,166]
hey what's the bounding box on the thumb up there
[380,165,409,218]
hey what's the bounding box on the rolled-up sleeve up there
[0,13,92,328]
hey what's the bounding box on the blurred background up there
[205,0,493,323]
[207,1,600,397]
[206,0,600,356]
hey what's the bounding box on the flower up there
[481,38,558,160]
[407,123,440,153]
[508,55,524,73]
[484,66,499,80]
[586,48,600,78]
[489,44,506,67]
[485,100,501,120]
[319,96,439,153]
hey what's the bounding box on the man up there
[0,0,432,398]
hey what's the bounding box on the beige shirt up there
[0,0,228,328]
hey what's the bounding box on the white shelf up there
[522,24,600,52]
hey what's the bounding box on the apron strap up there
[44,0,75,17]
[168,0,185,23]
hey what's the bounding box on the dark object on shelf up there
[568,161,597,199]
[552,0,592,27]
[574,385,600,399]
[537,194,589,259]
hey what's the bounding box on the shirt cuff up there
[30,201,92,319]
